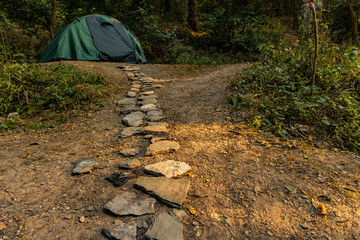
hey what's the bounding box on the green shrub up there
[0,63,105,117]
[231,40,360,153]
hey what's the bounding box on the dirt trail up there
[0,62,359,240]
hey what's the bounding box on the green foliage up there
[0,63,105,119]
[231,40,360,152]
[197,7,283,59]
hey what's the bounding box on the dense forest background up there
[1,0,360,153]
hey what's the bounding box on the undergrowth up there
[0,63,105,130]
[231,40,360,153]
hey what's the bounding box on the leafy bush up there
[0,63,105,117]
[231,40,360,153]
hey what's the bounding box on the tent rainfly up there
[38,14,146,64]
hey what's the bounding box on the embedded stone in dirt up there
[131,84,141,89]
[147,122,168,127]
[141,91,155,96]
[142,125,168,135]
[139,98,158,106]
[134,176,190,208]
[154,84,164,88]
[126,91,137,98]
[119,127,143,138]
[119,159,142,169]
[148,115,164,122]
[105,173,130,186]
[104,191,156,216]
[139,95,158,100]
[72,157,99,175]
[144,160,192,178]
[147,110,162,116]
[145,212,183,240]
[102,221,137,240]
[151,135,170,144]
[126,72,135,78]
[122,112,144,127]
[119,105,139,114]
[146,141,180,155]
[141,104,157,112]
[117,98,137,106]
[120,148,141,157]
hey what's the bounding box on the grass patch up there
[0,63,106,129]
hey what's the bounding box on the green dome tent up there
[38,14,146,64]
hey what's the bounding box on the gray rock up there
[141,104,157,112]
[102,221,136,240]
[117,98,137,106]
[146,141,180,155]
[148,115,164,122]
[72,157,99,174]
[147,122,169,127]
[142,125,168,135]
[126,91,137,98]
[122,111,144,127]
[119,159,142,169]
[134,176,190,208]
[119,127,143,138]
[151,135,170,144]
[126,72,135,78]
[139,98,158,106]
[144,160,191,178]
[131,84,141,89]
[147,111,162,116]
[119,105,139,114]
[145,213,183,240]
[139,95,158,100]
[120,148,141,157]
[170,209,187,221]
[130,87,140,92]
[104,191,156,216]
[141,91,155,96]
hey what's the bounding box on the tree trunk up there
[346,2,360,46]
[187,0,198,31]
[310,2,319,94]
[50,0,56,40]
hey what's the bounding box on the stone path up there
[72,64,192,240]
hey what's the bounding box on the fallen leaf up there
[0,222,6,231]
[318,202,328,215]
[14,215,22,221]
[186,205,198,216]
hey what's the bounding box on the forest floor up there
[0,62,360,240]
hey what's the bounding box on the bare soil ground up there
[0,62,359,240]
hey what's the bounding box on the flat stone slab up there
[148,115,164,122]
[102,221,136,240]
[141,104,157,112]
[141,91,155,95]
[119,105,139,114]
[139,95,158,100]
[126,72,135,78]
[127,91,137,98]
[105,191,156,216]
[142,125,168,135]
[72,157,99,174]
[117,98,137,106]
[134,176,190,208]
[119,159,142,169]
[122,111,144,127]
[146,140,180,155]
[147,111,162,116]
[120,148,141,157]
[145,213,183,240]
[151,135,170,144]
[139,98,158,106]
[144,160,192,178]
[147,122,169,127]
[131,84,141,89]
[119,127,143,138]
